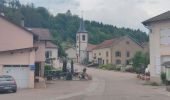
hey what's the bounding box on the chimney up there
[21,17,25,27]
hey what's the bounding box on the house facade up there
[0,15,59,88]
[30,28,59,73]
[45,41,59,69]
[92,36,146,65]
[87,44,97,63]
[0,15,37,88]
[143,11,170,83]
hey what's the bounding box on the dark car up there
[0,75,17,93]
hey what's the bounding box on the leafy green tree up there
[1,1,149,58]
[132,51,149,73]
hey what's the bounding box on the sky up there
[19,0,170,32]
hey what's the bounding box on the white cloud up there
[19,0,170,32]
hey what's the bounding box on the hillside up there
[0,0,148,56]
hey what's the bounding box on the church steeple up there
[77,18,87,33]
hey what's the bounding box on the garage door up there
[3,65,29,89]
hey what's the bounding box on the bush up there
[99,64,116,70]
[45,65,53,71]
[66,72,72,80]
[116,67,121,71]
[161,72,166,84]
[125,67,134,73]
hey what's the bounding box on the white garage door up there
[3,65,29,89]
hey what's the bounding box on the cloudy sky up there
[19,0,170,32]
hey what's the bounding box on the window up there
[77,36,79,41]
[126,60,130,65]
[45,51,52,59]
[116,59,121,64]
[106,59,109,64]
[106,51,109,57]
[103,60,105,64]
[160,29,170,45]
[126,51,130,57]
[115,51,121,57]
[82,35,86,41]
[94,53,96,56]
[77,45,78,48]
[99,53,101,56]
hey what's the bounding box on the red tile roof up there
[87,44,97,51]
[94,37,123,49]
[46,42,58,48]
[29,28,52,40]
[93,36,143,50]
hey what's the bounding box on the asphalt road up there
[62,68,170,100]
[0,67,170,100]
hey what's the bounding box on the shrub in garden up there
[66,72,72,80]
[45,65,53,71]
[160,72,166,84]
[99,64,117,70]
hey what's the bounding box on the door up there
[3,65,29,88]
[98,58,102,65]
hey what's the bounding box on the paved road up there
[0,67,170,100]
[63,68,170,100]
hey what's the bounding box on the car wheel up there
[13,89,17,93]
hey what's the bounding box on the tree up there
[1,1,149,55]
[132,51,149,73]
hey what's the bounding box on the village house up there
[45,41,59,69]
[92,36,147,65]
[143,10,170,83]
[0,15,37,88]
[0,15,59,89]
[87,44,97,63]
[30,28,59,75]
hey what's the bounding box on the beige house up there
[87,44,97,63]
[0,15,59,88]
[45,41,59,69]
[30,28,59,72]
[143,11,170,83]
[92,36,146,65]
[0,15,38,88]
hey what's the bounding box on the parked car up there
[0,75,17,93]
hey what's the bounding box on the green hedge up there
[99,64,121,71]
[45,65,53,71]
[160,72,166,84]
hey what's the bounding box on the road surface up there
[0,67,170,100]
[63,67,170,100]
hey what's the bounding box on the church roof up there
[77,18,87,33]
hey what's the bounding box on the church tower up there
[76,17,88,64]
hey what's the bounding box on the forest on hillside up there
[0,0,149,56]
